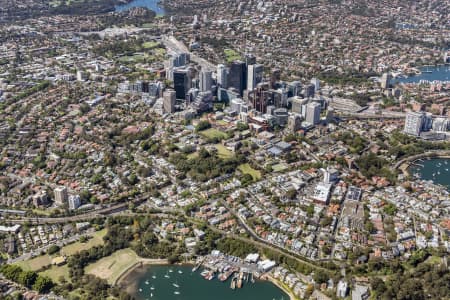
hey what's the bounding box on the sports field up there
[61,229,106,256]
[239,163,261,180]
[39,264,70,283]
[15,255,52,271]
[200,128,228,140]
[15,229,107,272]
[215,144,233,159]
[84,248,141,284]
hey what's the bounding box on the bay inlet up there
[122,265,290,300]
[394,64,450,84]
[115,0,166,15]
[409,158,450,190]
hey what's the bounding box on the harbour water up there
[126,265,289,300]
[115,0,166,15]
[409,158,450,190]
[394,65,450,84]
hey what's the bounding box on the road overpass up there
[161,35,216,71]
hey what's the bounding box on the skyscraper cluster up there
[161,51,331,131]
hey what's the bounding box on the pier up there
[193,252,276,290]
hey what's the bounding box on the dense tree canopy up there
[170,148,245,181]
[0,265,54,293]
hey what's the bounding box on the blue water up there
[409,158,450,190]
[395,23,417,30]
[394,65,450,84]
[129,265,289,300]
[116,0,166,15]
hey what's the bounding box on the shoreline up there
[407,157,450,189]
[116,259,296,300]
[114,258,171,286]
[396,153,450,176]
[405,155,450,174]
[262,274,298,300]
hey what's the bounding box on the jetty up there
[230,275,237,289]
[192,257,206,272]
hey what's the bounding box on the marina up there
[409,158,450,190]
[127,264,288,300]
[125,252,287,300]
[393,64,450,84]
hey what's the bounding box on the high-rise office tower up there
[245,54,256,66]
[311,78,320,92]
[306,102,321,125]
[199,70,212,92]
[381,73,392,89]
[191,91,213,113]
[271,88,288,108]
[216,64,228,89]
[175,53,190,67]
[288,114,302,132]
[231,98,245,114]
[270,69,281,89]
[326,107,335,124]
[54,186,68,206]
[244,54,256,91]
[291,96,308,114]
[163,89,176,113]
[304,84,316,98]
[423,113,433,131]
[288,81,302,97]
[266,105,276,115]
[129,80,149,94]
[228,60,246,96]
[403,112,425,136]
[68,195,81,210]
[173,68,191,100]
[247,64,264,91]
[273,108,289,126]
[251,82,270,113]
[432,117,450,132]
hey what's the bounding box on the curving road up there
[5,196,182,225]
[7,199,332,274]
[216,199,333,273]
[393,150,450,170]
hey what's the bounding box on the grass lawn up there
[216,120,228,126]
[142,41,159,49]
[15,229,107,272]
[425,255,442,265]
[117,54,146,63]
[32,208,53,216]
[50,0,93,7]
[153,48,166,56]
[239,163,261,180]
[187,152,198,159]
[39,265,70,283]
[61,229,107,256]
[224,49,241,63]
[215,144,234,159]
[272,163,288,172]
[84,248,140,285]
[49,0,61,7]
[141,23,155,28]
[200,128,228,140]
[15,255,52,271]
